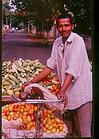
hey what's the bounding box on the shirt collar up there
[66,32,74,43]
[58,32,74,47]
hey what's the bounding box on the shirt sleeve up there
[47,42,56,69]
[65,38,87,81]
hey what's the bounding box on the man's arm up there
[31,66,53,83]
[21,66,53,90]
[20,66,53,100]
[60,73,73,93]
[57,73,74,106]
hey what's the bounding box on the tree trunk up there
[53,24,57,39]
[9,15,12,29]
[41,21,44,38]
[28,21,30,33]
[6,16,8,25]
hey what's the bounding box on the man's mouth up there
[62,33,68,35]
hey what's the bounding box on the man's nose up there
[62,26,66,31]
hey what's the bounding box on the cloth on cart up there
[2,118,24,130]
[24,83,66,111]
[2,117,68,138]
[2,118,36,138]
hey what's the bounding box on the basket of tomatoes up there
[2,103,68,138]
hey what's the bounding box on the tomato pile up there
[43,110,65,133]
[42,77,61,95]
[2,103,65,133]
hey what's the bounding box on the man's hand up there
[57,90,68,108]
[20,81,32,100]
[57,73,73,108]
[19,91,28,101]
[21,81,32,92]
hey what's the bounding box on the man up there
[21,11,92,137]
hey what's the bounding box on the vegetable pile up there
[2,58,61,97]
[2,103,68,137]
[2,58,68,138]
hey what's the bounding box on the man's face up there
[57,18,74,39]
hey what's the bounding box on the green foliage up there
[64,0,93,35]
[11,0,63,32]
[11,0,92,35]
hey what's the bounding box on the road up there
[2,31,52,65]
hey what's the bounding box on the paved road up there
[2,31,52,65]
[2,30,92,67]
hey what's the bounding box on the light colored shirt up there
[47,32,92,110]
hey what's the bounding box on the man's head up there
[56,11,75,39]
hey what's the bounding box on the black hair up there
[56,10,75,25]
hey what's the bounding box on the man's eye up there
[58,25,62,28]
[64,24,70,27]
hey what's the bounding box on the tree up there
[11,0,63,32]
[2,2,11,26]
[64,0,93,35]
[11,0,92,35]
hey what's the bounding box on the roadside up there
[27,33,54,46]
[27,32,92,47]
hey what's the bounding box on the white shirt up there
[47,32,92,110]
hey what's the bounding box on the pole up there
[53,20,57,39]
[9,13,12,29]
[6,16,8,25]
[28,21,30,33]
